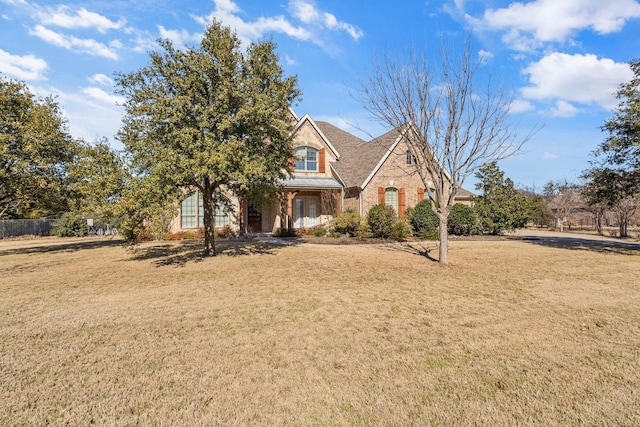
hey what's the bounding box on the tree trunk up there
[619,218,628,238]
[438,214,449,264]
[202,179,216,256]
[238,197,247,237]
[595,213,603,235]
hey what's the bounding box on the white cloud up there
[88,73,113,86]
[543,151,559,159]
[189,0,360,51]
[82,87,125,105]
[30,25,119,60]
[37,6,126,34]
[158,25,202,49]
[0,48,47,80]
[468,0,640,51]
[190,0,311,46]
[284,54,297,66]
[289,0,363,40]
[521,53,633,109]
[509,99,535,114]
[547,100,579,118]
[478,49,493,64]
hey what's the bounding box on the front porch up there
[243,177,343,233]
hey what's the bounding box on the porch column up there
[287,192,296,231]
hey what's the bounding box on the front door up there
[247,204,262,232]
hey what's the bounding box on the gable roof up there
[293,114,340,160]
[315,121,394,189]
[314,119,475,197]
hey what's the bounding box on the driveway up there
[511,228,640,253]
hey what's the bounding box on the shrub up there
[51,213,88,237]
[448,203,477,235]
[390,220,412,240]
[274,227,296,237]
[216,225,235,239]
[367,204,396,238]
[313,227,326,237]
[356,218,371,239]
[410,200,439,238]
[333,209,361,236]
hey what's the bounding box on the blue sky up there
[2,0,639,190]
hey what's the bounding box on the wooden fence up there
[0,219,57,239]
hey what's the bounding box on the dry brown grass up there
[1,236,640,426]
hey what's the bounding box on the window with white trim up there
[293,196,319,228]
[385,187,398,213]
[294,146,318,171]
[406,150,412,165]
[180,191,229,228]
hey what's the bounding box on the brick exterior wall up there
[361,138,432,217]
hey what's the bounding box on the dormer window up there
[294,146,318,171]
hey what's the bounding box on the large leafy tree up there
[355,38,533,263]
[0,76,77,218]
[582,58,640,237]
[68,138,126,223]
[116,21,300,255]
[473,161,529,234]
[599,59,640,176]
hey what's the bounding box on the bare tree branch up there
[354,36,537,263]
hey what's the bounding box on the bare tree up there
[354,38,533,263]
[544,180,581,232]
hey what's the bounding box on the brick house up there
[170,111,473,233]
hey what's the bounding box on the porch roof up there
[280,176,343,190]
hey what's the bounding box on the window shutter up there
[318,148,326,173]
[398,188,406,218]
[417,188,425,202]
[378,187,385,204]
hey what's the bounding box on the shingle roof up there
[315,120,475,198]
[316,121,402,189]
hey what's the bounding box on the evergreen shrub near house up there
[313,227,326,237]
[448,203,478,235]
[390,220,412,240]
[408,200,439,239]
[367,204,396,238]
[51,213,88,237]
[356,218,371,238]
[333,208,361,236]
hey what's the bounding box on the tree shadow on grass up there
[127,237,299,267]
[380,241,440,263]
[0,237,124,257]
[518,235,640,256]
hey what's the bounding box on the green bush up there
[367,204,396,238]
[313,227,326,237]
[51,213,88,237]
[333,209,361,236]
[448,203,477,235]
[274,227,296,237]
[410,200,439,238]
[356,218,371,239]
[390,220,412,240]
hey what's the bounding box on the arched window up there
[294,146,318,171]
[385,187,398,213]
